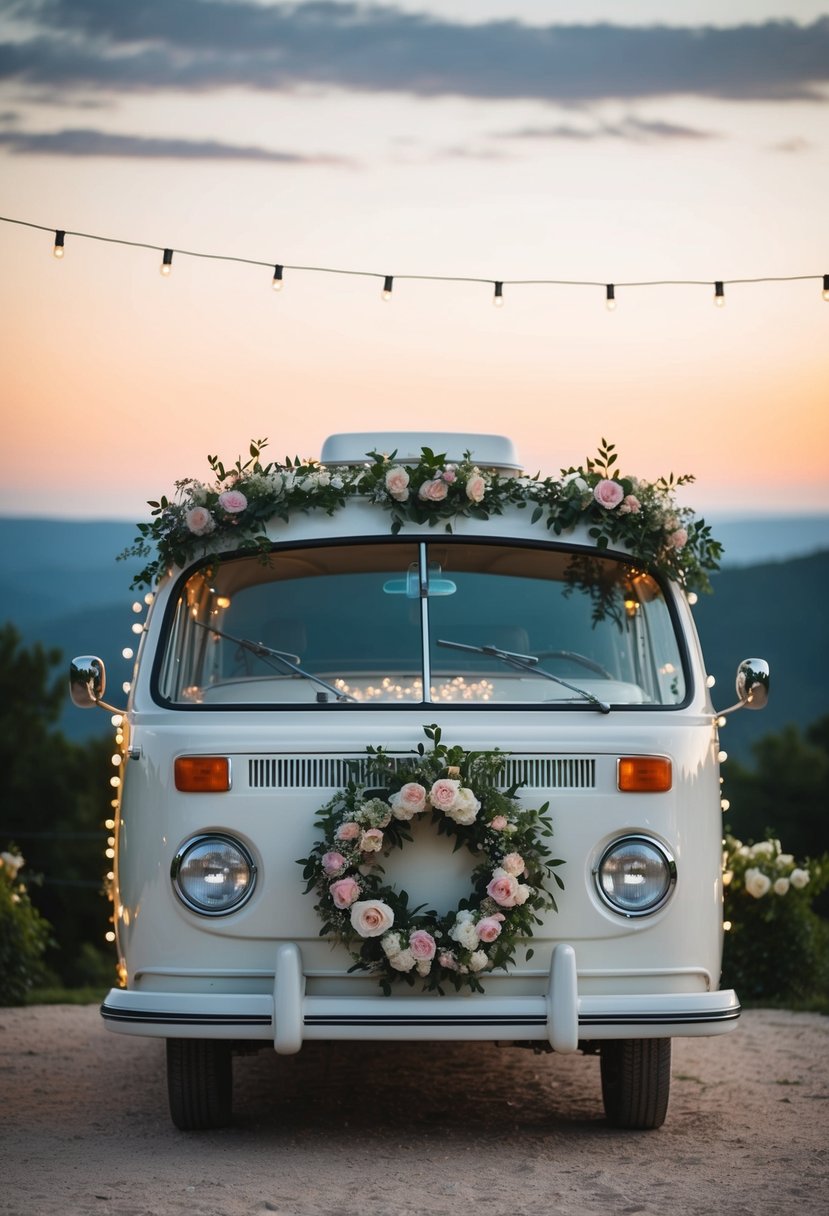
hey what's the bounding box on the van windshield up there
[156,540,686,707]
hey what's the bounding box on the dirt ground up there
[0,1004,827,1216]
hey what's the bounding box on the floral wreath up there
[121,438,722,597]
[297,726,565,994]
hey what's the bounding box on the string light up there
[493,280,504,307]
[0,215,823,308]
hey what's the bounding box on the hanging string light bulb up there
[714,281,725,307]
[823,274,829,302]
[605,284,616,311]
[272,263,284,291]
[160,248,173,276]
[382,275,394,301]
[53,229,65,258]
[493,281,504,308]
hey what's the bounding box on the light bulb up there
[823,274,829,302]
[160,248,173,276]
[493,281,504,308]
[53,229,65,258]
[272,263,284,291]
[382,275,393,301]
[714,281,725,307]
[605,284,616,311]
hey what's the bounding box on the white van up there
[70,433,768,1131]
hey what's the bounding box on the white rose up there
[513,884,531,905]
[416,958,432,977]
[388,949,416,972]
[0,851,24,879]
[749,841,775,859]
[468,950,489,972]
[790,868,810,890]
[350,899,395,938]
[744,868,771,899]
[445,787,481,826]
[450,918,480,950]
[381,932,403,959]
[773,877,790,896]
[776,854,794,868]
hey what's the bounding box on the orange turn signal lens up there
[174,756,231,792]
[617,756,672,793]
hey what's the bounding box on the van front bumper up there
[100,943,741,1053]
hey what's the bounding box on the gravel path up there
[0,1005,827,1216]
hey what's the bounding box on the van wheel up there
[600,1038,671,1130]
[166,1039,233,1130]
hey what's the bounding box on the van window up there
[156,541,686,707]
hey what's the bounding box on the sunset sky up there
[1,0,827,522]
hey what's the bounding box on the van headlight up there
[594,835,676,917]
[171,834,256,916]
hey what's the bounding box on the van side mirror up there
[69,655,108,709]
[716,657,770,717]
[735,657,769,709]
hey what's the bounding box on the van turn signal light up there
[174,756,231,792]
[617,756,672,793]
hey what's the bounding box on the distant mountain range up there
[1,514,827,761]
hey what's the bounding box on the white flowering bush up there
[722,834,829,1003]
[0,847,52,1006]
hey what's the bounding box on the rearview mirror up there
[69,655,107,709]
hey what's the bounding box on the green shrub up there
[0,847,54,1005]
[721,835,829,1003]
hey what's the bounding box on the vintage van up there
[70,433,768,1131]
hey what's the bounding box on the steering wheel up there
[534,650,614,679]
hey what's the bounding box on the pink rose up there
[360,828,384,853]
[329,876,360,909]
[489,815,508,831]
[408,929,437,960]
[218,489,248,514]
[501,852,525,877]
[487,872,519,907]
[442,466,457,484]
[438,950,458,970]
[384,466,410,502]
[321,850,346,876]
[336,821,360,841]
[670,527,688,549]
[619,494,641,515]
[418,479,449,502]
[185,505,215,536]
[465,473,486,504]
[429,778,460,811]
[389,782,428,820]
[350,899,394,938]
[475,916,503,944]
[593,479,624,510]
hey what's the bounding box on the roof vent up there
[320,432,522,474]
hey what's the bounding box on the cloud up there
[500,116,717,143]
[0,126,353,163]
[1,1,827,104]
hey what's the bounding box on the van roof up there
[320,432,522,473]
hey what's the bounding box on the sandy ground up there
[0,1005,827,1216]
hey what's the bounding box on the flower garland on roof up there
[120,437,722,593]
[297,725,564,995]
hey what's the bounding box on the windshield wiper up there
[436,638,611,714]
[192,620,356,703]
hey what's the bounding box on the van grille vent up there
[247,755,595,791]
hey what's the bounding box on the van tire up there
[600,1038,671,1130]
[166,1039,233,1130]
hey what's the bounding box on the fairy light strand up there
[1,214,825,302]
